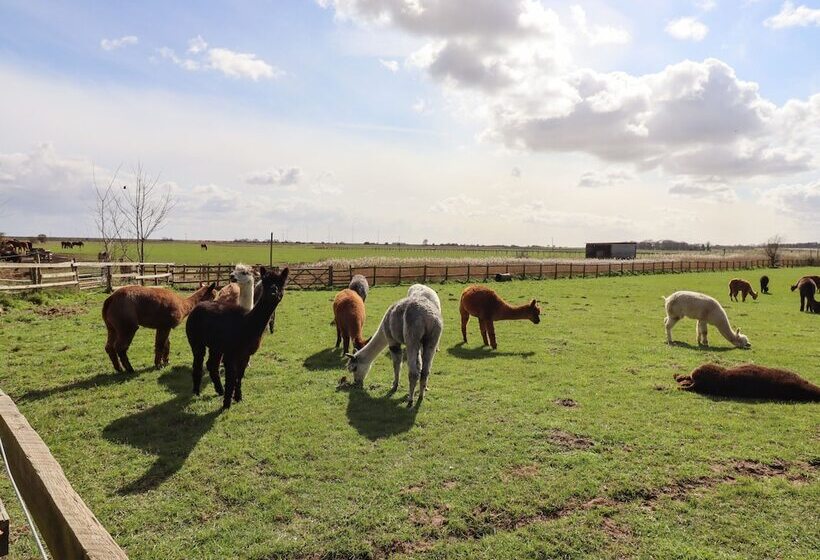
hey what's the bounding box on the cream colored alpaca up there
[216,264,255,311]
[663,291,750,348]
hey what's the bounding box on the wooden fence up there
[0,257,815,292]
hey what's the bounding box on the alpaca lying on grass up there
[216,264,255,311]
[186,268,288,409]
[663,291,750,348]
[103,282,217,372]
[349,274,369,302]
[333,288,367,354]
[796,277,819,313]
[346,296,443,407]
[459,285,540,349]
[675,363,820,401]
[728,278,757,302]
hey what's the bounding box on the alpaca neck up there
[496,302,532,321]
[244,292,278,340]
[238,281,254,312]
[712,311,741,345]
[355,324,389,366]
[182,287,210,315]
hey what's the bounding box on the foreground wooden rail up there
[0,392,127,559]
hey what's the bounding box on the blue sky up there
[1,1,819,245]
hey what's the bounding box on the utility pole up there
[269,232,273,266]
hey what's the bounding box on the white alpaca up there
[346,296,443,407]
[663,291,750,348]
[217,264,255,311]
[407,283,441,311]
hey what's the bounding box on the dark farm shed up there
[585,242,637,259]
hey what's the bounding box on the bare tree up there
[92,165,130,262]
[764,235,782,267]
[117,163,175,262]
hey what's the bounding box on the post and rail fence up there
[0,257,816,293]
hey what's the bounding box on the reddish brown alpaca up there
[675,363,820,401]
[728,278,757,302]
[103,282,216,373]
[459,285,540,349]
[333,288,367,354]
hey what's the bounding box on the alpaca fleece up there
[676,363,820,401]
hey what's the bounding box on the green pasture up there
[0,268,817,559]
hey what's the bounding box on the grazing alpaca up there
[663,291,750,348]
[186,268,289,409]
[408,283,441,311]
[346,296,443,407]
[333,289,367,353]
[216,264,255,311]
[103,282,217,373]
[759,275,769,294]
[796,278,819,313]
[200,243,208,250]
[728,278,758,302]
[675,363,820,401]
[790,275,820,292]
[348,274,370,302]
[459,285,540,349]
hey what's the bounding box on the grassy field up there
[0,268,818,559]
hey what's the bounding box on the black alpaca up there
[186,267,289,409]
[759,275,769,294]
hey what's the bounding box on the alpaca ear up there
[208,282,217,291]
[735,328,741,335]
[259,266,267,276]
[279,267,289,284]
[530,299,537,307]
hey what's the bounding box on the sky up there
[0,0,819,246]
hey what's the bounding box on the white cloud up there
[379,58,399,72]
[759,180,820,218]
[665,17,709,41]
[764,1,820,29]
[571,5,631,46]
[669,179,737,203]
[412,98,430,113]
[577,169,633,188]
[243,167,303,186]
[511,166,522,178]
[429,194,483,216]
[158,37,282,80]
[696,0,717,12]
[100,35,138,51]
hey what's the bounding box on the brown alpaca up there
[675,363,820,401]
[103,282,216,373]
[728,278,757,302]
[459,285,540,349]
[790,275,820,292]
[333,289,367,354]
[796,278,819,313]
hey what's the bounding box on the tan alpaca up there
[728,278,758,302]
[459,285,540,349]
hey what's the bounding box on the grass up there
[0,268,818,559]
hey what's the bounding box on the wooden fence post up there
[328,265,333,288]
[372,266,377,287]
[467,264,471,282]
[398,265,402,285]
[73,262,80,292]
[105,265,113,293]
[423,264,427,283]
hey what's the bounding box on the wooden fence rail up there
[0,258,816,292]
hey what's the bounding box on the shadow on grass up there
[668,341,742,352]
[102,366,220,495]
[18,366,154,402]
[303,347,344,371]
[447,342,536,360]
[343,385,418,441]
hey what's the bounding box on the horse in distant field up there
[201,243,208,251]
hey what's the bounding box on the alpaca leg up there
[223,359,236,410]
[206,351,224,395]
[697,320,709,346]
[343,335,350,355]
[460,307,469,343]
[478,318,489,346]
[406,344,421,408]
[486,320,497,350]
[416,340,438,407]
[388,345,402,393]
[234,359,248,403]
[154,328,171,369]
[335,325,341,349]
[115,325,138,373]
[105,324,123,372]
[191,345,206,395]
[664,316,679,344]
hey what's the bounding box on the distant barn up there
[585,242,637,260]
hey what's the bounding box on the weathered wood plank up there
[0,392,128,559]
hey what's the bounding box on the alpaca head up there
[345,352,373,385]
[751,290,758,300]
[734,328,751,349]
[197,281,218,301]
[229,263,255,288]
[528,299,541,324]
[257,266,289,305]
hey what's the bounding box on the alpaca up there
[663,291,750,348]
[216,264,255,311]
[790,275,820,292]
[759,275,769,294]
[675,363,820,401]
[407,283,441,311]
[333,289,367,353]
[796,278,819,313]
[459,285,540,349]
[728,278,758,302]
[349,274,369,302]
[254,277,276,333]
[186,267,289,409]
[103,282,217,373]
[346,296,443,407]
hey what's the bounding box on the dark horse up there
[200,243,208,250]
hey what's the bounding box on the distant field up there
[43,240,722,266]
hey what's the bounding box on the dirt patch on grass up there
[733,460,787,477]
[547,429,595,451]
[442,479,458,490]
[554,398,578,407]
[33,305,84,318]
[601,517,632,541]
[409,504,448,529]
[507,464,539,478]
